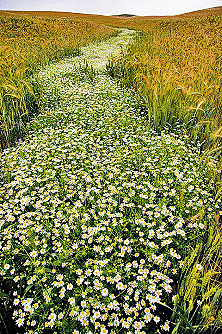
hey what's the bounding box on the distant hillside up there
[175,6,222,18]
[112,14,136,18]
[0,6,221,21]
[0,6,221,33]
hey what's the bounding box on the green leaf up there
[211,289,222,306]
[24,284,33,296]
[172,321,181,334]
[157,302,195,331]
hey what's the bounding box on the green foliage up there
[170,219,222,333]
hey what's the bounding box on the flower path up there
[0,29,217,334]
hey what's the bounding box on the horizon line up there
[0,5,221,18]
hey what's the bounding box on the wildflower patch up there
[0,29,219,334]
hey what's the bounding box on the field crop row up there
[107,16,222,148]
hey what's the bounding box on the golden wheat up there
[107,16,222,149]
[0,15,115,150]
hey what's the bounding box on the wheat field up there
[0,7,221,334]
[106,15,221,144]
[0,15,116,151]
[5,9,221,155]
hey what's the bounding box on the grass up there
[106,16,222,147]
[0,7,222,334]
[0,15,116,151]
[104,15,222,332]
[1,6,221,24]
[0,30,221,334]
